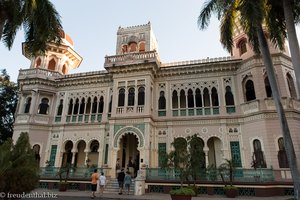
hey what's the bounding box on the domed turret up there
[22,30,82,75]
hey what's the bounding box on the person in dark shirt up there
[117,168,125,195]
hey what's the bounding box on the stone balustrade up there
[104,51,159,67]
[18,68,61,80]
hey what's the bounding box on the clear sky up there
[0,0,298,82]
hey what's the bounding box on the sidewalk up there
[31,189,292,200]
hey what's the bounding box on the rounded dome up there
[59,30,74,46]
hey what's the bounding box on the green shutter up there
[49,145,57,166]
[104,144,109,164]
[158,143,166,167]
[230,142,242,167]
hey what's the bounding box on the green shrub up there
[170,187,196,196]
[224,185,238,190]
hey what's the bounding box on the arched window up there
[48,58,56,71]
[238,39,247,55]
[57,99,63,116]
[195,88,202,107]
[158,91,166,110]
[252,139,267,168]
[211,87,219,106]
[79,98,85,114]
[121,45,128,54]
[38,98,49,115]
[118,88,125,107]
[73,98,79,114]
[287,73,297,98]
[245,80,256,101]
[32,144,41,164]
[108,96,112,113]
[68,99,73,115]
[62,64,68,74]
[92,97,98,113]
[139,42,145,52]
[128,87,135,106]
[225,86,235,106]
[128,42,137,52]
[187,89,194,108]
[35,58,41,68]
[264,76,272,97]
[138,87,145,106]
[24,97,32,113]
[90,140,99,152]
[180,90,186,108]
[203,88,210,107]
[172,90,178,109]
[85,97,91,114]
[98,96,104,113]
[277,137,289,168]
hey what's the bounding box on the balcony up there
[241,100,260,114]
[18,68,61,80]
[172,107,220,117]
[104,51,159,68]
[65,114,102,123]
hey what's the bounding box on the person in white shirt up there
[99,172,106,196]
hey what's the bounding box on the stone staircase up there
[104,178,135,194]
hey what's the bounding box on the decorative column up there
[204,147,209,168]
[71,150,77,166]
[84,149,90,167]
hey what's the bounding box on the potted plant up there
[57,163,73,191]
[218,159,238,198]
[170,187,196,200]
[161,137,196,200]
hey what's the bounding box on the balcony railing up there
[18,68,61,80]
[64,114,102,123]
[172,107,220,117]
[146,168,275,182]
[104,51,159,67]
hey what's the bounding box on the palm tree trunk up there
[257,25,300,200]
[283,0,300,98]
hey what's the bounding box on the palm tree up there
[0,0,62,55]
[198,0,300,199]
[280,0,300,98]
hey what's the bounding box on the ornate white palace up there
[13,22,300,181]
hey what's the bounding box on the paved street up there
[18,189,293,200]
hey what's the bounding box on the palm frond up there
[220,2,237,53]
[198,0,219,30]
[265,0,286,50]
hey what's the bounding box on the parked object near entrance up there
[219,159,238,198]
[170,187,195,200]
[57,164,73,191]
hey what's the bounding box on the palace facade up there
[13,22,300,180]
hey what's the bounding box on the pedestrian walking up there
[117,168,125,194]
[90,169,99,199]
[98,172,106,196]
[124,171,132,195]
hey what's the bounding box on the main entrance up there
[117,133,139,177]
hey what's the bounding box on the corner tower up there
[231,18,289,60]
[115,21,159,55]
[22,30,82,75]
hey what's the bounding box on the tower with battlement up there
[115,22,159,55]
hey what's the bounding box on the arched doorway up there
[75,140,86,167]
[62,141,73,167]
[117,133,139,177]
[32,144,41,167]
[89,140,99,167]
[207,137,223,167]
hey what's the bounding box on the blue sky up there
[1,1,298,82]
